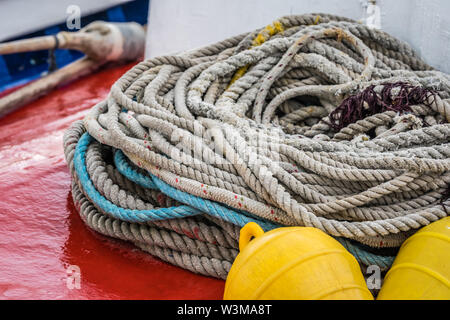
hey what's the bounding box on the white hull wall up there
[146,0,450,73]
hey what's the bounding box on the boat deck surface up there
[0,63,224,299]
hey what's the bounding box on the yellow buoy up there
[377,217,450,300]
[224,222,373,300]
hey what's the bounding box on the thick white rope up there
[65,13,450,278]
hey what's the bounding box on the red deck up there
[0,63,225,300]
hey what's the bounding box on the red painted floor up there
[0,63,225,300]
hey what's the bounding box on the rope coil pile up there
[64,13,450,279]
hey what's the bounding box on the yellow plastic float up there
[224,222,373,300]
[377,216,450,300]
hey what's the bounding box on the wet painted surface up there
[0,63,225,300]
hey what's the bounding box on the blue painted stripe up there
[107,6,126,22]
[0,56,11,82]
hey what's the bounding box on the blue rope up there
[74,133,202,223]
[114,148,279,231]
[336,238,395,270]
[76,132,396,268]
[151,174,278,231]
[113,144,396,268]
[114,149,157,189]
[75,133,278,229]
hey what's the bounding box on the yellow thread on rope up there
[230,66,249,84]
[314,15,321,25]
[228,20,284,87]
[253,34,266,46]
[273,21,283,32]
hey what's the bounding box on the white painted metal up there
[146,0,450,73]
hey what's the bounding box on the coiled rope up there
[64,13,450,279]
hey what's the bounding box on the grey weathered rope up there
[65,13,449,279]
[71,180,234,278]
[65,120,239,279]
